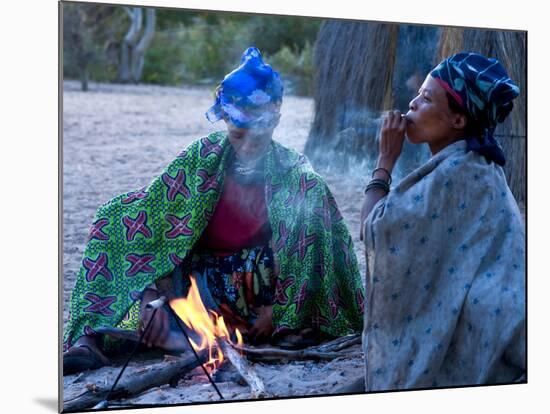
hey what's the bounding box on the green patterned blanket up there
[64,131,364,349]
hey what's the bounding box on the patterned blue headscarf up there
[430,52,520,166]
[206,47,284,129]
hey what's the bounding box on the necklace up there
[231,155,265,185]
[233,161,257,176]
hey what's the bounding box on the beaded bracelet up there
[372,167,392,185]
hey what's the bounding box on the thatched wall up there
[304,20,399,165]
[436,27,464,62]
[437,28,527,203]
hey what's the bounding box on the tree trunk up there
[437,28,526,203]
[118,7,142,83]
[80,67,88,91]
[304,21,399,170]
[131,9,156,82]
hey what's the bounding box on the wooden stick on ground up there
[235,345,361,362]
[316,334,361,352]
[62,349,209,412]
[217,338,270,398]
[228,334,361,362]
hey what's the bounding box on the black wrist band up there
[372,167,392,185]
[365,178,390,194]
[368,178,390,188]
[365,184,389,195]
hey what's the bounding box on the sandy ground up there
[62,80,367,408]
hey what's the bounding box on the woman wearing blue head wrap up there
[355,52,525,391]
[63,47,365,375]
[206,47,284,130]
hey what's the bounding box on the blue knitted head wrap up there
[206,47,284,129]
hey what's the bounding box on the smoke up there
[306,108,430,187]
[392,25,441,110]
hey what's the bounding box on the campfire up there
[169,275,244,372]
[63,273,362,411]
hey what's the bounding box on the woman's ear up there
[450,113,468,131]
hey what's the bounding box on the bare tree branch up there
[132,9,156,81]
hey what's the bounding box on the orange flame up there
[169,275,243,370]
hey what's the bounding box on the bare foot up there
[66,335,110,365]
[63,335,110,375]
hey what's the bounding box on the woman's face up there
[405,74,466,154]
[225,120,276,165]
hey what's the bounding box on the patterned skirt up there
[101,244,275,351]
[170,244,276,333]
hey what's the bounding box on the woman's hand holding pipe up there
[359,110,407,241]
[377,110,407,173]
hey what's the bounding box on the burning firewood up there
[169,274,270,398]
[217,338,270,398]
